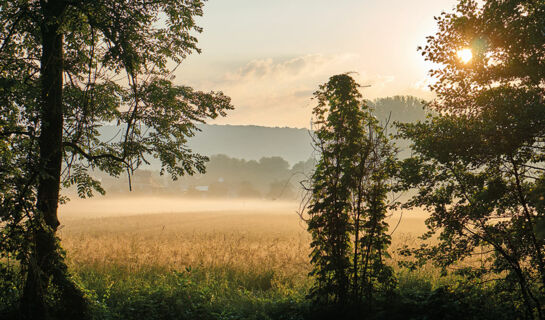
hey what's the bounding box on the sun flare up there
[457,48,473,63]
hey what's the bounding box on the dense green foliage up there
[0,263,523,320]
[0,0,232,318]
[399,0,545,318]
[305,74,396,305]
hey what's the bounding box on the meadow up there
[60,198,312,291]
[58,197,429,281]
[48,197,508,320]
[0,197,515,319]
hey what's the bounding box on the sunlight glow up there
[457,48,473,64]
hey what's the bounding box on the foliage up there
[0,0,233,317]
[399,0,545,318]
[0,263,521,320]
[304,74,397,305]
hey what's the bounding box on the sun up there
[457,48,473,63]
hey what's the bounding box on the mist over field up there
[59,197,301,218]
[59,196,429,237]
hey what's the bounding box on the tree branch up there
[63,141,126,164]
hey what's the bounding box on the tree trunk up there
[20,1,88,319]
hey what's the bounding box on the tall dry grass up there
[58,197,432,286]
[60,210,311,287]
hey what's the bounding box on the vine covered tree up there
[305,74,396,307]
[399,0,545,318]
[0,0,233,318]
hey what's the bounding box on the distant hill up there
[370,96,429,158]
[91,96,429,197]
[187,96,428,164]
[98,95,429,168]
[370,95,428,126]
[187,124,314,165]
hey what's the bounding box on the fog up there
[59,196,300,219]
[59,195,428,236]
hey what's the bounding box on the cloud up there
[223,54,353,83]
[184,54,429,128]
[373,75,396,87]
[193,54,360,127]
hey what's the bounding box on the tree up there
[0,0,233,318]
[369,96,426,126]
[304,74,396,306]
[399,0,545,318]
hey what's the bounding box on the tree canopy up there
[305,74,396,306]
[0,0,233,318]
[399,0,545,318]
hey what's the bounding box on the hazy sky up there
[174,0,459,128]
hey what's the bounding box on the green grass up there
[0,261,522,320]
[75,264,310,320]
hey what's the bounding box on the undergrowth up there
[0,262,521,320]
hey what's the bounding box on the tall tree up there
[399,0,545,318]
[305,74,395,306]
[0,0,233,318]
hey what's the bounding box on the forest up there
[1,0,544,319]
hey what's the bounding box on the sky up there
[174,0,460,128]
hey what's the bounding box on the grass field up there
[54,197,450,319]
[59,197,429,277]
[60,198,312,290]
[0,196,513,319]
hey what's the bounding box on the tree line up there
[91,155,315,200]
